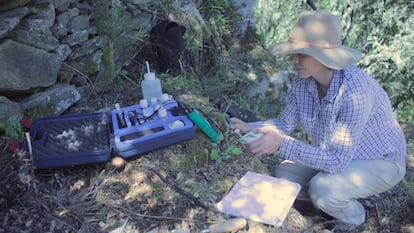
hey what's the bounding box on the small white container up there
[169,120,185,129]
[158,107,167,118]
[139,99,148,108]
[160,93,170,102]
[141,61,162,101]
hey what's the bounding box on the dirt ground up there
[1,89,414,233]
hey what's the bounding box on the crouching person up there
[229,10,407,231]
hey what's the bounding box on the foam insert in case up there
[29,112,111,169]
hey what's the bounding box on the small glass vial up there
[115,103,126,128]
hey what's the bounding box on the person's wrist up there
[277,134,285,152]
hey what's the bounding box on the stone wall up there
[0,0,287,126]
[0,0,153,123]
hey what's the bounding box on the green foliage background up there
[255,0,414,122]
[85,0,413,122]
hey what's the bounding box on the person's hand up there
[228,117,252,133]
[249,125,284,156]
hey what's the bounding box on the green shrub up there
[0,115,23,140]
[329,1,414,123]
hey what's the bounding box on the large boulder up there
[0,7,30,39]
[21,83,81,118]
[0,40,62,95]
[0,96,24,123]
[0,0,31,12]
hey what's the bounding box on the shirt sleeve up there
[249,88,300,135]
[279,88,375,173]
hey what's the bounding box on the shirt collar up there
[326,70,343,102]
[307,70,343,103]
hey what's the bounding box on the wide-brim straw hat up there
[268,10,361,70]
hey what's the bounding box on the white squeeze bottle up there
[141,61,162,102]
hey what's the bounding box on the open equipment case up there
[27,96,196,169]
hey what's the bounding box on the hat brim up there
[269,42,361,70]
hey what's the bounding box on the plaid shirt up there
[251,65,407,173]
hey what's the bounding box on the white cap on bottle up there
[158,107,167,118]
[160,93,169,102]
[144,61,156,80]
[139,99,148,108]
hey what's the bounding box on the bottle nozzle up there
[145,60,151,74]
[144,61,155,80]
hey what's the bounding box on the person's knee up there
[308,174,349,210]
[308,174,336,209]
[273,161,318,188]
[273,162,300,182]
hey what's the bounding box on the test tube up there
[115,103,126,128]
